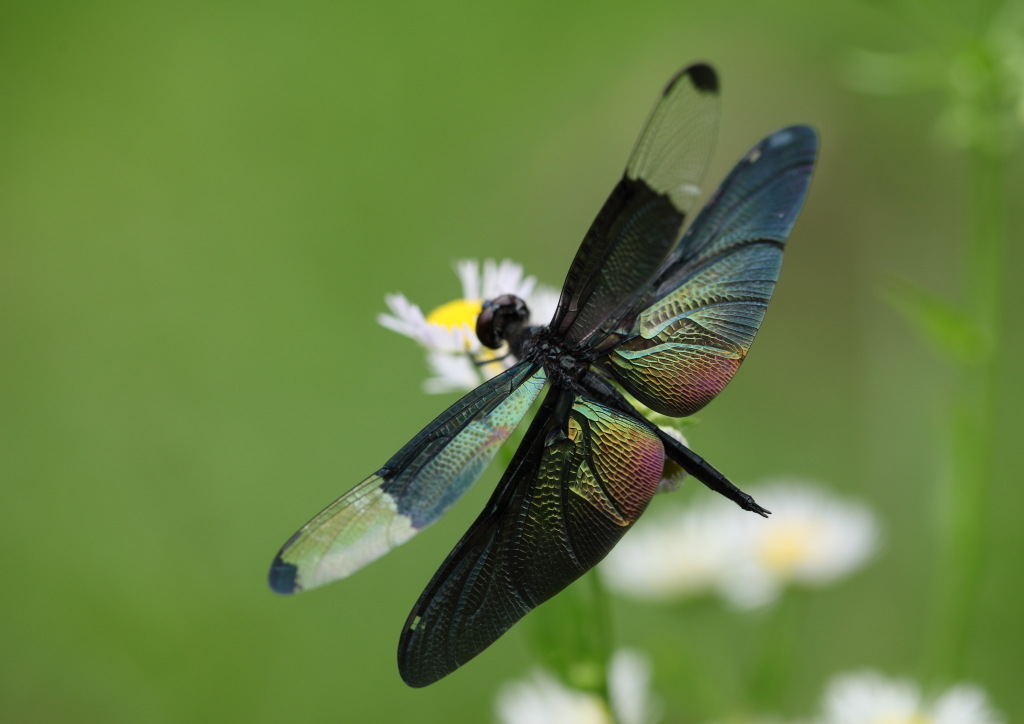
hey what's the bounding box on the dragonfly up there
[269,63,818,688]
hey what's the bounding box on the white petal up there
[378,292,485,354]
[716,561,782,610]
[517,273,538,300]
[822,671,923,724]
[528,284,561,326]
[422,352,482,394]
[609,649,661,724]
[600,506,738,601]
[457,322,483,354]
[715,481,879,608]
[496,670,611,724]
[377,293,428,340]
[823,672,1005,724]
[601,480,879,609]
[423,320,473,353]
[749,481,880,588]
[483,258,527,299]
[476,352,517,382]
[455,259,481,300]
[931,685,1004,724]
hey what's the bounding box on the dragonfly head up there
[476,294,530,349]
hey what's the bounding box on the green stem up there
[588,570,615,706]
[746,589,810,711]
[967,150,1004,333]
[524,571,619,718]
[929,146,1004,681]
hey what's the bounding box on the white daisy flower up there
[378,292,477,353]
[719,481,879,609]
[600,480,879,609]
[496,671,609,724]
[600,495,737,601]
[377,258,559,393]
[496,649,661,724]
[822,671,1004,724]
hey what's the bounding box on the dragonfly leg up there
[473,352,512,367]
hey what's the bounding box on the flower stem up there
[746,589,810,711]
[587,573,623,724]
[588,570,615,703]
[929,145,1004,681]
[524,570,618,720]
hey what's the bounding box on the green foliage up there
[882,273,988,365]
[854,0,1015,687]
[842,49,947,95]
[525,572,614,697]
[1,0,1021,722]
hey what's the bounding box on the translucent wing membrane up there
[550,64,721,347]
[606,125,818,416]
[269,362,546,594]
[397,389,663,687]
[626,62,721,212]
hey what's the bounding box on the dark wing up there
[397,388,664,687]
[548,63,721,347]
[269,362,546,594]
[604,125,818,417]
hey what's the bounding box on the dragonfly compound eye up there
[476,294,530,349]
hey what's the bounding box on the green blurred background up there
[2,1,1021,722]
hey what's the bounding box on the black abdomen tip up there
[268,555,299,594]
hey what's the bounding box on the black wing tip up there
[399,669,435,689]
[668,62,718,95]
[397,615,449,687]
[397,646,447,688]
[268,554,300,594]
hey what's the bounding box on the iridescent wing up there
[269,362,546,594]
[549,63,721,346]
[397,388,664,687]
[604,125,818,417]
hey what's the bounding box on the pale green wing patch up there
[269,363,546,594]
[271,476,418,591]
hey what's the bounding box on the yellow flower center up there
[426,298,483,331]
[872,715,930,724]
[759,523,817,575]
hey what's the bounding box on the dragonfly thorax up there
[515,326,594,388]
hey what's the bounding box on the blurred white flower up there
[421,351,481,394]
[718,482,880,609]
[608,649,662,724]
[822,671,1004,724]
[496,649,660,724]
[600,480,879,609]
[377,258,558,393]
[600,492,735,601]
[496,671,609,724]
